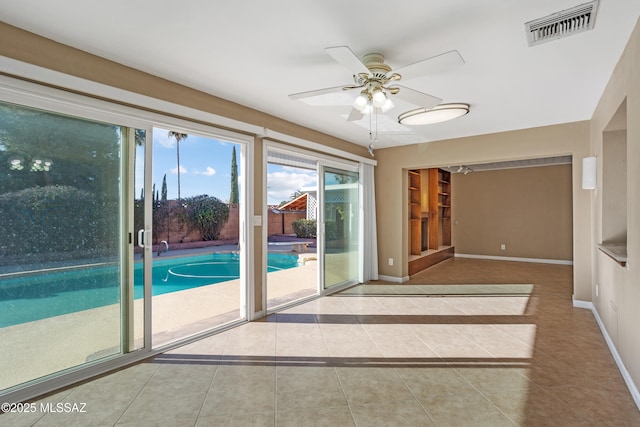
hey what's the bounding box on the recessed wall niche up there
[601,99,627,264]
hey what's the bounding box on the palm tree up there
[168,131,188,201]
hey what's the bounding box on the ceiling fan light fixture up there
[381,97,394,112]
[361,103,373,115]
[398,103,470,125]
[353,93,368,111]
[372,90,387,108]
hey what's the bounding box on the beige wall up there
[590,18,640,392]
[375,121,591,290]
[451,164,573,260]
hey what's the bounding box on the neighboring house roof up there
[277,193,307,212]
[276,184,357,214]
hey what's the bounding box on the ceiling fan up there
[289,46,465,122]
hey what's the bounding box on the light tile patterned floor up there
[3,258,639,426]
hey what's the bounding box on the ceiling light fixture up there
[352,87,395,141]
[353,88,393,114]
[453,165,473,174]
[398,103,470,125]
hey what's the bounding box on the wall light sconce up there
[582,156,597,189]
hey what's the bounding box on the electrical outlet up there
[500,244,506,250]
[388,258,394,266]
[595,284,599,297]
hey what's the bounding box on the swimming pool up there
[0,252,299,327]
[141,252,298,296]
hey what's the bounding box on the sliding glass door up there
[321,165,360,289]
[148,127,246,347]
[264,143,361,301]
[0,100,127,390]
[0,86,250,396]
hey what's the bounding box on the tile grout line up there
[193,333,229,425]
[111,362,160,426]
[273,313,279,427]
[357,311,441,426]
[314,305,357,426]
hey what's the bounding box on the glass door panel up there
[0,101,124,391]
[265,152,319,310]
[322,167,360,289]
[150,128,244,347]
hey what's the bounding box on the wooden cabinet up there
[409,170,422,255]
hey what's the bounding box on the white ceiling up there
[0,1,639,149]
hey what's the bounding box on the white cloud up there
[154,130,175,149]
[194,166,216,176]
[170,165,187,175]
[267,170,317,205]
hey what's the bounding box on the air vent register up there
[525,1,599,46]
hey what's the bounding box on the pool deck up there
[1,245,319,391]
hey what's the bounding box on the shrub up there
[292,219,316,238]
[181,195,229,240]
[0,185,106,257]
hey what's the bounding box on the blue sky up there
[267,164,317,206]
[151,128,236,201]
[143,128,318,205]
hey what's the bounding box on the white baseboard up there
[573,298,640,410]
[455,253,573,265]
[377,274,409,283]
[571,298,593,310]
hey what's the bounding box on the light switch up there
[253,215,262,226]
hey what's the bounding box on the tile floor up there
[3,258,639,426]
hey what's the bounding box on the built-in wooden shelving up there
[408,168,454,274]
[439,170,452,247]
[409,170,422,255]
[427,169,451,249]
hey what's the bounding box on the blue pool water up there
[0,252,299,327]
[137,252,297,297]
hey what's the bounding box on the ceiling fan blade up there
[347,107,364,122]
[325,46,370,76]
[390,85,442,108]
[390,50,464,81]
[288,85,347,100]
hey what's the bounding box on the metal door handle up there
[137,229,145,248]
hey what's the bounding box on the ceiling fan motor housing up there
[353,53,400,88]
